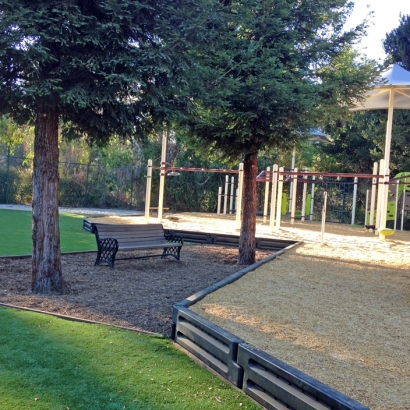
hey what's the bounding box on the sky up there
[344,0,410,61]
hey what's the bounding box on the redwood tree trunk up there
[31,106,63,294]
[238,151,257,265]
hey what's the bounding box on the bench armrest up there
[164,233,183,245]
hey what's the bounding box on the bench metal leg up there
[95,238,119,269]
[161,245,181,260]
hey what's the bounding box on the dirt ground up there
[1,212,409,410]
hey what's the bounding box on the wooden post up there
[375,159,384,232]
[275,167,284,232]
[263,166,270,224]
[301,169,307,222]
[269,164,278,233]
[369,162,378,229]
[290,168,298,224]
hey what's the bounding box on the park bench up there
[92,223,183,268]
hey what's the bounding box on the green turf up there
[0,306,259,410]
[0,209,96,256]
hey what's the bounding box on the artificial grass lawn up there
[0,209,96,256]
[0,307,259,410]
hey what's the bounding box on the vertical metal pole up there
[290,168,298,224]
[364,190,369,226]
[394,181,399,230]
[375,159,384,231]
[288,148,296,213]
[321,191,328,244]
[158,130,167,221]
[270,164,278,233]
[401,181,407,230]
[229,177,235,214]
[223,175,229,214]
[369,162,378,227]
[301,169,307,222]
[217,187,222,215]
[275,167,284,232]
[145,159,152,223]
[263,166,270,224]
[351,177,358,225]
[310,176,315,221]
[235,163,244,230]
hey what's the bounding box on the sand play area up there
[166,213,409,410]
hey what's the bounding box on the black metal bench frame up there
[92,223,183,268]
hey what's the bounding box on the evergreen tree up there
[0,0,204,293]
[184,0,379,264]
[384,14,410,69]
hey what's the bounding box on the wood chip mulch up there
[0,245,271,337]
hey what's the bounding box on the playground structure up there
[144,157,410,239]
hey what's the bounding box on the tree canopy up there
[182,0,379,263]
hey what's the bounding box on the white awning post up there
[235,163,244,231]
[364,190,369,226]
[310,176,315,221]
[158,130,167,221]
[301,169,307,222]
[275,167,284,232]
[369,162,378,227]
[263,166,270,224]
[217,187,222,215]
[351,177,358,225]
[270,164,278,233]
[321,191,328,244]
[375,159,384,232]
[144,159,153,223]
[229,176,235,214]
[290,168,298,224]
[379,89,395,238]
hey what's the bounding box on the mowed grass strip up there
[0,306,259,410]
[0,209,96,256]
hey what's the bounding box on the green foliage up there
[0,0,205,141]
[0,210,95,255]
[0,307,260,409]
[183,0,379,160]
[383,14,410,69]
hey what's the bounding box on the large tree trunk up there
[238,151,257,265]
[31,106,63,294]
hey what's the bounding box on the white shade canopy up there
[352,64,410,111]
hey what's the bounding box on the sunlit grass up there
[0,307,258,409]
[0,209,96,256]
